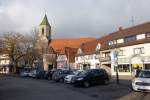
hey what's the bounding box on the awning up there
[132,64,143,68]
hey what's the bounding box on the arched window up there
[42,28,44,35]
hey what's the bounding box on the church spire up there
[40,14,50,25]
[39,14,51,42]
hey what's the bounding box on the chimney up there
[119,27,123,31]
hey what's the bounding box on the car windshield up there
[61,70,72,74]
[78,70,89,76]
[138,71,150,78]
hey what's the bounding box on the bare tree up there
[3,33,25,73]
[26,27,46,69]
[2,27,48,73]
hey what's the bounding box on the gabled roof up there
[40,14,50,26]
[107,22,150,40]
[78,21,150,54]
[79,39,100,55]
[48,46,56,54]
[99,21,150,50]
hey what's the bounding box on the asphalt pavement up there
[0,75,150,100]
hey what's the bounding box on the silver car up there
[64,70,83,84]
[132,70,150,92]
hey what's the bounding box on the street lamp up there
[112,49,119,84]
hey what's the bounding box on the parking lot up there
[0,75,150,100]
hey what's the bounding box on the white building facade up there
[110,43,150,75]
[75,43,101,70]
[0,54,10,73]
[99,23,150,76]
[75,54,100,70]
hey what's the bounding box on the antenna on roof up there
[131,16,135,26]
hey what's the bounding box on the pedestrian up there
[135,65,141,77]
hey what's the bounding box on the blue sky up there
[0,0,150,38]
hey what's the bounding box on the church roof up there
[48,46,56,54]
[40,14,50,25]
[49,38,96,54]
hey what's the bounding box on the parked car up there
[20,70,31,77]
[30,70,45,79]
[64,70,83,84]
[73,69,109,88]
[132,70,150,92]
[44,70,57,80]
[29,69,37,78]
[52,70,73,82]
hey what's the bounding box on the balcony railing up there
[117,56,150,63]
[99,56,111,62]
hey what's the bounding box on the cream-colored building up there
[99,22,150,76]
[75,22,150,76]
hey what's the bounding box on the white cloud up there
[0,0,150,38]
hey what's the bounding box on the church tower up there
[38,14,54,71]
[39,14,51,43]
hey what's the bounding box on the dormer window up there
[117,39,124,44]
[124,35,136,43]
[77,48,82,54]
[108,41,113,45]
[136,34,145,40]
[96,43,101,51]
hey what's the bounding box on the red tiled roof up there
[48,46,56,54]
[80,39,100,55]
[78,21,150,54]
[65,47,78,63]
[99,21,150,50]
[49,38,96,54]
[108,22,150,40]
[78,35,110,55]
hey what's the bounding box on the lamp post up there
[116,63,119,84]
[112,49,119,84]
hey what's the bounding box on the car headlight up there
[77,77,83,81]
[132,78,142,84]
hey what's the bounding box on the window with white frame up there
[134,47,144,55]
[77,48,82,54]
[96,43,101,50]
[118,50,124,56]
[75,57,78,61]
[146,32,150,38]
[88,55,93,59]
[124,35,136,43]
[81,56,85,60]
[113,40,117,44]
[114,64,130,72]
[95,54,100,59]
[102,52,110,57]
[117,39,124,44]
[136,34,145,40]
[108,41,113,45]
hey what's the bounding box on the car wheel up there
[47,77,51,80]
[104,79,109,85]
[131,85,137,92]
[60,78,64,83]
[83,81,90,88]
